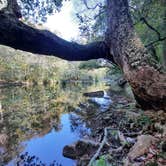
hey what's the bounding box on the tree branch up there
[82,0,103,10]
[140,17,161,40]
[0,12,114,62]
[145,36,166,47]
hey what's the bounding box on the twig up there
[145,36,166,47]
[140,17,161,39]
[88,127,109,166]
[129,5,166,47]
[123,131,142,137]
[108,131,126,155]
[117,131,126,145]
[82,0,103,10]
[110,146,123,153]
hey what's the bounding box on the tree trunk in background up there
[106,0,166,110]
[0,0,165,110]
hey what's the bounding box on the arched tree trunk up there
[0,0,165,110]
[106,0,166,110]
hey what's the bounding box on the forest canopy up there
[15,0,165,64]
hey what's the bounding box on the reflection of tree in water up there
[70,113,91,138]
[0,85,77,164]
[0,82,94,165]
[14,152,62,166]
[69,101,100,138]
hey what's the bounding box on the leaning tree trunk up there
[106,0,166,110]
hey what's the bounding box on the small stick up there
[88,127,109,166]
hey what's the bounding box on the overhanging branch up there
[0,12,114,62]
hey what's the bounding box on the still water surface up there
[0,82,110,166]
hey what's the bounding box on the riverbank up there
[0,78,165,166]
[63,86,166,166]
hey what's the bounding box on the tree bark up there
[106,0,166,110]
[0,0,165,110]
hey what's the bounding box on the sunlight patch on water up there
[90,91,112,112]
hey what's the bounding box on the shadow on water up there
[0,81,111,166]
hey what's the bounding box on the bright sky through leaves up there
[44,1,79,41]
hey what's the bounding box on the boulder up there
[128,135,157,162]
[63,145,77,159]
[63,139,99,159]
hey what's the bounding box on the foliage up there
[92,155,108,166]
[18,0,63,23]
[72,0,106,42]
[78,60,101,70]
[130,0,166,64]
[137,114,152,126]
[0,45,106,85]
[75,0,166,64]
[12,0,166,66]
[105,65,122,79]
[0,47,58,85]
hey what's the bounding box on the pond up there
[0,82,112,166]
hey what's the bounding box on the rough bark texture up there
[0,0,165,110]
[106,0,166,110]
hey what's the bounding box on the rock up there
[155,122,166,136]
[128,135,157,162]
[124,158,142,166]
[126,137,136,144]
[63,145,77,159]
[83,91,104,98]
[63,139,99,159]
[0,134,8,146]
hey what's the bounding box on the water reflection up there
[89,91,112,112]
[8,114,77,166]
[0,82,108,166]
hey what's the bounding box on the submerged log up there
[83,91,104,98]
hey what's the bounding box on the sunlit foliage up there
[18,0,63,23]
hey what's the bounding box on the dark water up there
[0,82,111,166]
